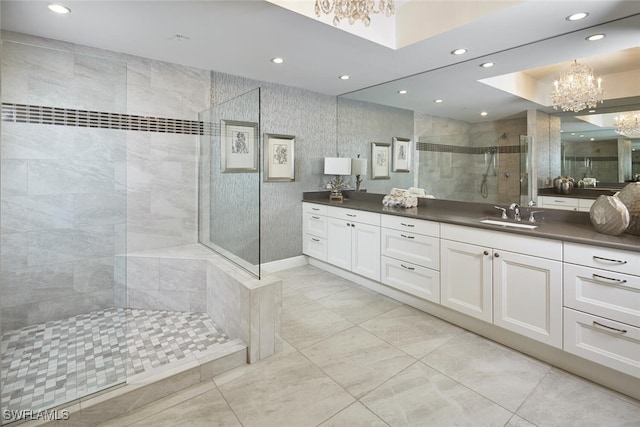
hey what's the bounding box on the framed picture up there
[264,133,295,182]
[392,137,411,172]
[220,119,258,173]
[371,142,391,180]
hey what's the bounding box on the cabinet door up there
[351,222,381,281]
[440,239,493,322]
[327,217,352,271]
[493,250,563,348]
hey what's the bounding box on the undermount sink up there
[480,219,538,229]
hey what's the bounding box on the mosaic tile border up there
[1,103,215,136]
[416,142,522,154]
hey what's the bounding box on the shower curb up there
[11,339,247,427]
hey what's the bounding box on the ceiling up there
[1,1,640,143]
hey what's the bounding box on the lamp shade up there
[351,158,367,175]
[324,157,351,175]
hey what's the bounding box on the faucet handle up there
[494,206,508,219]
[528,210,544,223]
[528,200,536,207]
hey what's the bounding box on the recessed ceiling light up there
[480,111,488,116]
[339,75,350,80]
[590,138,595,141]
[271,57,284,64]
[580,134,585,137]
[48,3,71,14]
[479,62,495,68]
[434,99,443,103]
[397,90,407,95]
[567,12,588,21]
[451,48,467,55]
[586,33,606,41]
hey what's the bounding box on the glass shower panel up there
[198,88,261,278]
[0,40,128,423]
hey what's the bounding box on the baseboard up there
[261,255,308,273]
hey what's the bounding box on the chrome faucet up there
[509,203,521,221]
[494,206,508,219]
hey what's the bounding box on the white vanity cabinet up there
[537,196,595,212]
[440,224,563,348]
[302,203,328,262]
[326,206,381,281]
[563,242,640,378]
[380,215,440,302]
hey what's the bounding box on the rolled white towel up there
[408,187,427,197]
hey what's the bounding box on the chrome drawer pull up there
[592,274,627,284]
[593,255,627,265]
[311,238,320,242]
[400,234,415,239]
[311,216,320,220]
[400,264,415,271]
[312,207,320,211]
[593,321,627,334]
[346,213,356,217]
[400,222,415,227]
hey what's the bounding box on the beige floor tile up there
[318,402,389,427]
[516,368,640,427]
[128,387,241,427]
[422,332,550,411]
[281,266,354,301]
[505,415,537,427]
[361,362,512,427]
[97,381,219,426]
[282,299,354,350]
[217,352,354,427]
[316,286,403,324]
[360,305,464,358]
[282,284,312,309]
[301,326,415,398]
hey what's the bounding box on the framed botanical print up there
[264,133,295,182]
[371,141,391,180]
[220,119,258,173]
[392,137,411,172]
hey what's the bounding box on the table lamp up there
[351,156,367,191]
[324,157,351,202]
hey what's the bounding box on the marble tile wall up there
[0,33,210,331]
[416,113,526,204]
[0,38,128,332]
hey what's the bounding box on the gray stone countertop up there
[303,191,640,253]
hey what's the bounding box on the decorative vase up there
[617,182,640,235]
[589,195,630,236]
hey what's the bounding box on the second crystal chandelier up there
[315,0,395,26]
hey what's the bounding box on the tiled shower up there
[0,35,225,423]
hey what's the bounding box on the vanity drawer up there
[578,198,596,212]
[381,227,439,270]
[538,196,579,211]
[564,242,640,276]
[564,264,640,327]
[303,202,327,216]
[381,214,439,237]
[381,256,440,303]
[303,213,327,238]
[303,234,327,262]
[563,308,640,378]
[327,206,380,226]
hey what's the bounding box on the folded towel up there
[408,187,426,196]
[382,194,418,208]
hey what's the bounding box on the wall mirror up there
[337,11,640,203]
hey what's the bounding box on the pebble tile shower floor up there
[1,308,231,422]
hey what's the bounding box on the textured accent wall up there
[211,72,339,264]
[415,112,525,204]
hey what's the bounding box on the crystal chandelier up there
[551,60,604,113]
[315,0,395,27]
[614,111,640,137]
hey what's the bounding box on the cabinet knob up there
[484,251,489,256]
[494,253,500,258]
[351,224,355,227]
